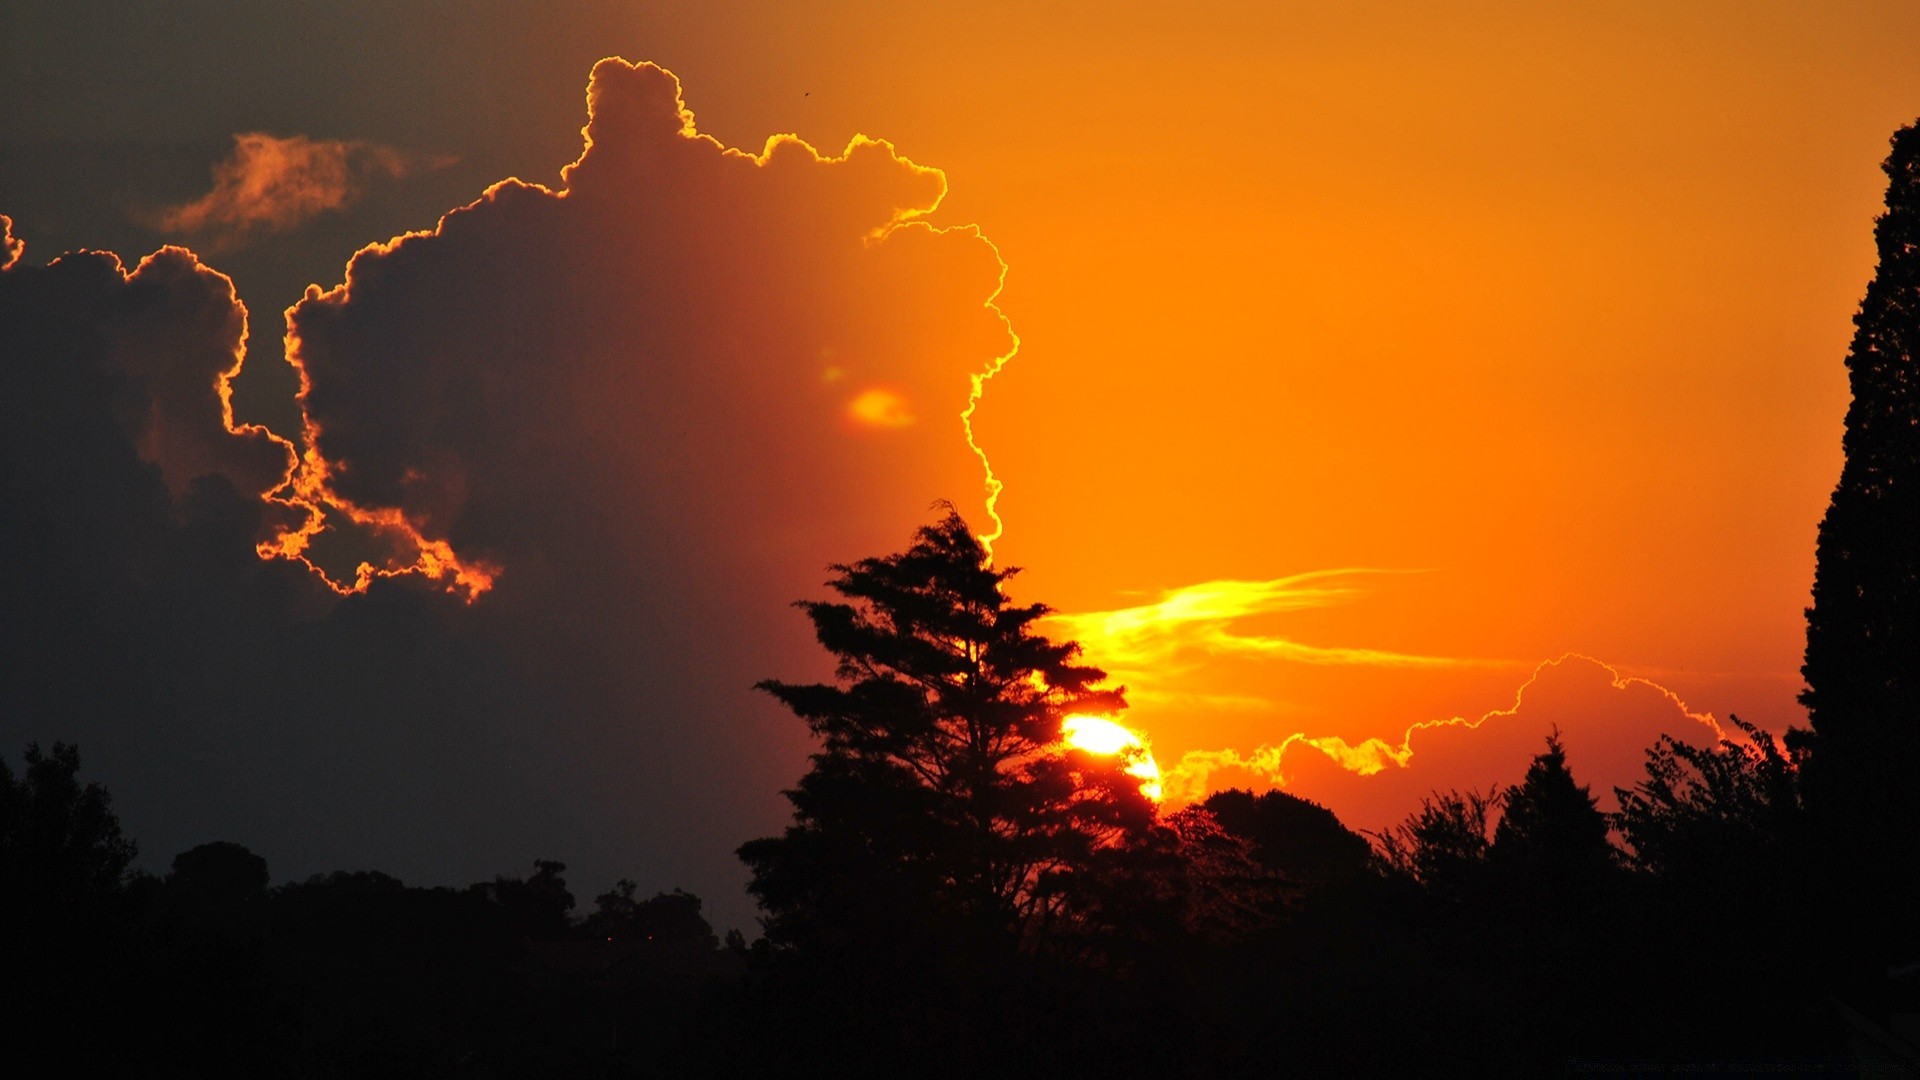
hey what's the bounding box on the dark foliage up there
[736,510,1182,1072]
[1801,120,1920,752]
[739,511,1156,952]
[1373,785,1497,902]
[1488,731,1619,911]
[1200,786,1371,889]
[0,740,138,917]
[1614,715,1802,882]
[1797,120,1920,970]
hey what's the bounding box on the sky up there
[3,1,1917,932]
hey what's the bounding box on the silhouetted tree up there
[1203,787,1372,890]
[1375,787,1496,902]
[1490,731,1617,910]
[1613,717,1801,883]
[0,742,143,1068]
[470,858,576,939]
[1797,119,1920,962]
[0,741,136,924]
[735,511,1168,1074]
[739,510,1155,959]
[170,840,270,907]
[1609,718,1827,1056]
[1149,804,1276,941]
[586,882,720,954]
[1801,120,1920,753]
[147,843,278,1073]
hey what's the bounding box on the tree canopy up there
[1800,122,1920,774]
[738,510,1158,957]
[1796,121,1920,959]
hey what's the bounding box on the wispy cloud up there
[1047,570,1483,676]
[154,133,450,250]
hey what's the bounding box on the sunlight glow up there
[1061,715,1164,802]
[848,387,915,428]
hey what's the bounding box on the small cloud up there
[153,133,450,250]
[848,387,915,428]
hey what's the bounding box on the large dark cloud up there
[0,60,1012,929]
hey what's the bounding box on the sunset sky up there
[4,1,1917,930]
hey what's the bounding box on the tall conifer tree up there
[1801,121,1920,764]
[1798,122,1920,959]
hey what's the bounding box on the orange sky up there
[601,1,1920,827]
[212,1,1920,825]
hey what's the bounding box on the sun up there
[1061,715,1164,802]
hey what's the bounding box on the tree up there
[0,741,138,925]
[468,858,575,939]
[1611,718,1818,1027]
[0,742,143,1063]
[1799,122,1920,805]
[169,841,270,908]
[1147,804,1278,941]
[586,882,719,952]
[1796,121,1920,959]
[1202,787,1372,889]
[1613,716,1801,884]
[1374,787,1497,902]
[1489,731,1617,910]
[737,510,1157,958]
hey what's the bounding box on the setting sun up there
[1061,715,1164,802]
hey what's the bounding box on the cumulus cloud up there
[271,59,1006,597]
[0,59,1017,916]
[0,229,292,506]
[154,133,444,250]
[1162,653,1736,833]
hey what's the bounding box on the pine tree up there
[737,511,1156,958]
[1490,732,1616,910]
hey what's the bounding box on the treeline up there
[1,744,750,1075]
[7,489,1917,1074]
[3,518,1893,1077]
[0,720,1884,1077]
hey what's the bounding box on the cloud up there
[0,229,293,506]
[1161,653,1737,833]
[1052,569,1767,838]
[154,133,445,250]
[268,59,1007,604]
[1048,571,1496,691]
[0,58,1015,919]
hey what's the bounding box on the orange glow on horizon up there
[1062,714,1164,802]
[1151,652,1734,807]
